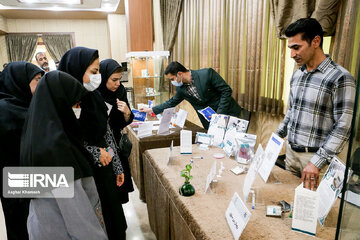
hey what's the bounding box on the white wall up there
[0,14,8,68]
[6,18,111,60]
[152,0,164,51]
[107,14,128,63]
[0,14,8,32]
[0,36,7,69]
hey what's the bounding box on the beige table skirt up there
[126,121,205,202]
[143,145,339,240]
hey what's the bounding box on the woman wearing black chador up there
[0,61,43,240]
[59,47,127,239]
[99,58,135,204]
[20,71,108,239]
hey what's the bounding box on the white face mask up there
[171,75,183,87]
[83,74,101,91]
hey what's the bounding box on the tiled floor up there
[0,182,156,240]
[124,182,157,240]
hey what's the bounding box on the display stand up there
[125,51,170,107]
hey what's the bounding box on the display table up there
[143,145,339,240]
[126,121,205,201]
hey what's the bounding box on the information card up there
[137,122,154,138]
[204,160,217,193]
[180,130,192,154]
[243,144,264,201]
[174,109,188,128]
[166,140,174,165]
[157,107,175,135]
[225,192,251,240]
[317,157,346,226]
[258,133,284,182]
[292,184,319,236]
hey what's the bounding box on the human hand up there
[116,99,130,115]
[116,173,125,187]
[99,148,113,166]
[139,107,153,115]
[301,162,320,191]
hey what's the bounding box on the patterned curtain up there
[5,34,38,62]
[172,0,285,115]
[160,0,184,52]
[330,0,360,79]
[270,0,341,38]
[42,34,73,62]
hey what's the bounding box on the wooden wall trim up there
[125,0,153,51]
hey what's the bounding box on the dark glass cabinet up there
[336,69,360,239]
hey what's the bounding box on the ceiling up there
[0,0,125,19]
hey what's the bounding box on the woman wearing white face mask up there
[83,58,102,91]
[59,48,127,239]
[58,47,108,144]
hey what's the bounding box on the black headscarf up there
[0,61,43,107]
[98,59,123,105]
[58,47,108,145]
[0,62,43,167]
[20,71,93,180]
[0,62,43,240]
[99,59,134,140]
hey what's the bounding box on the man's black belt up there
[290,143,319,153]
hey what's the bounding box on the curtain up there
[330,0,360,79]
[5,34,38,62]
[270,0,341,38]
[42,34,73,62]
[172,0,285,115]
[160,0,184,52]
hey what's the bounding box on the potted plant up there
[179,163,195,196]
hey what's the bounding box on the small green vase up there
[179,182,195,196]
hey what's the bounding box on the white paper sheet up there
[344,190,360,207]
[243,145,264,201]
[137,122,154,138]
[204,160,217,193]
[258,133,284,182]
[230,166,246,175]
[207,114,228,146]
[166,140,174,165]
[174,109,188,128]
[317,157,346,226]
[157,107,175,135]
[225,192,251,240]
[292,184,319,236]
[148,120,160,125]
[180,130,192,154]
